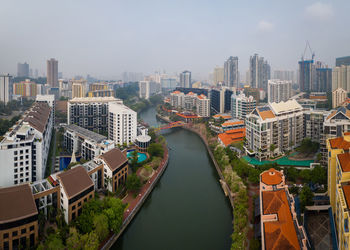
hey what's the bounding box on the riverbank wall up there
[102,146,169,249]
[155,113,235,210]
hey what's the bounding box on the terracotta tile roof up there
[258,110,275,120]
[172,91,181,94]
[56,100,67,113]
[309,95,327,99]
[99,148,128,172]
[222,120,244,127]
[337,153,350,172]
[57,166,94,198]
[342,185,350,209]
[344,132,350,136]
[329,137,350,149]
[262,189,300,250]
[0,184,38,223]
[218,128,245,146]
[261,168,283,185]
[213,114,232,119]
[327,109,350,120]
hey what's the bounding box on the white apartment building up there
[108,102,137,145]
[0,102,54,187]
[332,65,350,91]
[139,81,158,99]
[68,97,122,134]
[303,109,329,143]
[245,99,304,161]
[0,74,13,104]
[196,94,210,117]
[231,92,256,120]
[267,79,292,103]
[64,124,114,160]
[332,87,347,108]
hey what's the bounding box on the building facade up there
[0,102,54,186]
[0,74,13,104]
[67,97,122,134]
[245,99,304,161]
[267,79,292,103]
[249,54,270,91]
[336,56,350,67]
[13,79,37,97]
[231,92,256,120]
[46,58,58,87]
[224,56,239,88]
[108,102,137,145]
[332,65,350,92]
[333,88,347,108]
[139,81,158,100]
[17,62,29,77]
[213,67,224,85]
[180,71,191,88]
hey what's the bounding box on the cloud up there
[305,2,334,21]
[257,20,274,33]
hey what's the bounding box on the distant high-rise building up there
[298,60,314,92]
[315,68,332,92]
[249,54,270,91]
[122,72,143,82]
[332,65,350,92]
[268,80,292,103]
[231,92,256,120]
[139,81,158,99]
[336,56,350,67]
[34,69,38,79]
[180,71,191,88]
[224,56,239,87]
[213,67,224,85]
[0,74,13,104]
[72,80,87,98]
[332,88,347,108]
[17,62,29,77]
[273,70,296,83]
[47,58,58,87]
[13,79,37,97]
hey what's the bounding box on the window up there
[78,201,82,207]
[30,226,34,231]
[89,194,93,199]
[3,241,9,250]
[84,198,87,202]
[21,228,26,234]
[4,233,9,238]
[14,151,18,155]
[12,231,18,237]
[72,205,76,210]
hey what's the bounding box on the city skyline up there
[0,1,349,80]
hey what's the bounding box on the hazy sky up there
[1,0,349,80]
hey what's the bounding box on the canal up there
[113,107,233,250]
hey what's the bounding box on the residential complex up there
[231,92,256,120]
[71,79,88,98]
[170,90,210,117]
[17,62,29,77]
[333,88,347,108]
[63,124,115,160]
[217,120,245,147]
[108,102,137,145]
[67,97,122,134]
[0,102,54,186]
[224,56,239,88]
[245,99,303,161]
[13,79,37,97]
[267,79,292,103]
[139,81,159,100]
[249,54,270,91]
[336,56,350,67]
[213,67,224,85]
[259,168,308,249]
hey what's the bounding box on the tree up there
[44,234,65,250]
[130,150,139,169]
[103,197,125,233]
[147,143,164,158]
[269,144,276,157]
[93,214,109,242]
[126,173,142,192]
[66,227,82,249]
[81,231,99,250]
[299,185,314,212]
[285,167,298,182]
[310,165,327,184]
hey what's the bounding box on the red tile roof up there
[262,189,300,250]
[342,185,350,209]
[261,168,283,185]
[337,153,350,172]
[329,137,350,149]
[99,148,128,172]
[218,128,245,146]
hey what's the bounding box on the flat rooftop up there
[65,124,106,143]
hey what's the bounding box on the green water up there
[113,107,233,250]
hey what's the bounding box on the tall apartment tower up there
[0,74,13,104]
[332,65,350,91]
[180,71,191,88]
[17,62,29,77]
[213,67,224,85]
[268,80,292,103]
[249,54,270,91]
[47,58,58,87]
[336,56,350,67]
[224,56,239,88]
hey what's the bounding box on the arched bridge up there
[154,121,185,132]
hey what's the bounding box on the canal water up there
[113,107,233,250]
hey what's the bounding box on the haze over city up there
[1,0,349,79]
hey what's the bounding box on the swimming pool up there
[242,155,314,167]
[127,150,147,163]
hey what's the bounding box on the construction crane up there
[301,40,315,61]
